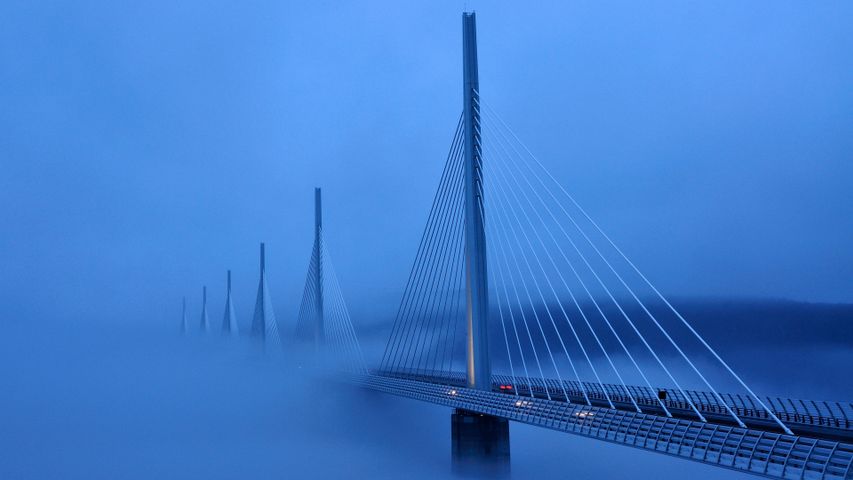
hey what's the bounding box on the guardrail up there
[356,373,853,480]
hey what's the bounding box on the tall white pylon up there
[221,270,238,334]
[462,11,491,390]
[199,286,210,332]
[251,243,281,349]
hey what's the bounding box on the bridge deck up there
[355,373,853,480]
[376,369,853,443]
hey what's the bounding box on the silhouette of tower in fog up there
[251,243,281,349]
[313,188,324,350]
[221,270,238,334]
[199,286,210,332]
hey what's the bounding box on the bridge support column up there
[451,409,510,477]
[462,11,491,391]
[313,187,324,353]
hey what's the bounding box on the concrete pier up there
[451,409,510,477]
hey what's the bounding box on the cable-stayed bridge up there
[183,12,853,480]
[358,12,852,479]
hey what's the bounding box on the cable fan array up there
[295,228,367,374]
[380,116,468,379]
[379,103,792,435]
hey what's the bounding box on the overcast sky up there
[2,1,852,330]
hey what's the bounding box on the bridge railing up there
[374,369,853,434]
[358,373,853,480]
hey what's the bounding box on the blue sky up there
[2,1,852,330]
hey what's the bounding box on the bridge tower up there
[199,285,210,332]
[462,10,491,392]
[222,270,238,334]
[313,187,325,351]
[251,243,268,339]
[251,242,281,350]
[455,12,509,476]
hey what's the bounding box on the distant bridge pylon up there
[251,242,282,349]
[295,188,366,373]
[199,285,210,332]
[221,270,238,334]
